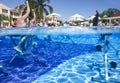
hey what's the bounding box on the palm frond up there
[28,0,53,18]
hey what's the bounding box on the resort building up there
[0,3,19,27]
[103,11,120,26]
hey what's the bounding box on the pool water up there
[0,26,120,83]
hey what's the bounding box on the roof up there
[104,16,120,20]
[103,11,120,20]
[112,11,120,17]
[0,3,10,10]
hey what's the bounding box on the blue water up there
[0,26,120,83]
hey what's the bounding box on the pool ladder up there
[92,33,119,82]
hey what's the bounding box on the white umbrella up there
[87,16,95,20]
[69,14,85,21]
[71,14,84,18]
[69,17,84,21]
[45,13,61,24]
[46,13,61,18]
[87,15,101,20]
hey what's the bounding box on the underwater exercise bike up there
[92,33,119,82]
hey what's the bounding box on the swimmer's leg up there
[14,36,28,53]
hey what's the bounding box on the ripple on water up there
[70,76,85,83]
[57,77,68,83]
[1,29,120,83]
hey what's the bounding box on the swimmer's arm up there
[21,1,30,20]
[30,10,36,23]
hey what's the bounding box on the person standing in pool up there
[12,0,33,54]
[14,9,36,54]
[93,10,99,26]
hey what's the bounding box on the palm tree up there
[0,14,2,27]
[28,0,53,19]
[100,8,119,18]
[0,14,2,22]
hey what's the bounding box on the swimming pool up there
[0,26,120,83]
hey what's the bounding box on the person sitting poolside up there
[114,20,120,26]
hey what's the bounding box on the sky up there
[0,0,120,21]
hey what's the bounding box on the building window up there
[2,9,8,14]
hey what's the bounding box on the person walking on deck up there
[93,10,99,26]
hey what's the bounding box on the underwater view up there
[0,26,120,83]
[1,0,120,83]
